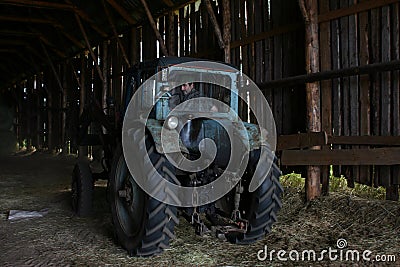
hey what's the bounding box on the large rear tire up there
[226,145,283,244]
[71,161,94,217]
[109,131,179,256]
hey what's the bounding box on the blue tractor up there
[72,57,283,257]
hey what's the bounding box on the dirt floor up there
[1,152,400,266]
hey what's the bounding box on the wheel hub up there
[118,181,134,205]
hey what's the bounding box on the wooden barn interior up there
[0,0,400,264]
[1,0,398,199]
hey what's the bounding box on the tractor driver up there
[169,79,218,112]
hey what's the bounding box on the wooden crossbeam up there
[277,132,327,150]
[329,136,400,146]
[161,0,174,7]
[281,148,400,166]
[64,0,108,38]
[105,0,136,24]
[75,13,104,82]
[0,15,53,24]
[102,0,130,67]
[319,0,400,23]
[41,15,85,49]
[38,35,66,58]
[0,39,28,45]
[0,30,38,37]
[0,0,74,10]
[0,49,16,53]
[260,60,400,89]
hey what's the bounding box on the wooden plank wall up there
[319,0,400,189]
[230,0,306,136]
[13,0,308,154]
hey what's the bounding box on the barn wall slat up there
[392,2,400,186]
[358,0,372,186]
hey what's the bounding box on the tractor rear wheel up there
[71,161,94,217]
[109,132,179,256]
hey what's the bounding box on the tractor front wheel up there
[109,132,179,256]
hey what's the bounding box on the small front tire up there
[71,161,94,217]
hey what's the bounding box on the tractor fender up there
[242,122,264,151]
[145,119,267,154]
[145,119,189,154]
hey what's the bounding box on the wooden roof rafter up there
[104,0,136,25]
[41,14,85,49]
[0,0,74,10]
[0,15,54,24]
[64,0,108,38]
[161,0,174,7]
[27,26,67,58]
[0,30,38,37]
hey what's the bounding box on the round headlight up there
[166,116,179,129]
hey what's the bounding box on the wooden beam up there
[320,0,332,196]
[300,0,321,201]
[105,0,136,25]
[281,148,400,166]
[75,13,104,82]
[139,0,169,56]
[38,35,66,58]
[102,0,130,67]
[0,0,74,10]
[26,26,66,58]
[0,39,28,45]
[0,30,38,37]
[161,0,174,7]
[39,40,64,93]
[64,0,108,38]
[203,0,224,49]
[277,132,328,150]
[260,60,400,89]
[222,0,231,63]
[102,41,108,111]
[0,48,18,53]
[329,136,400,146]
[42,16,85,49]
[318,0,400,23]
[167,11,175,56]
[0,15,53,24]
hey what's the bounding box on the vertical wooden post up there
[390,2,400,198]
[79,53,86,116]
[36,77,42,150]
[62,63,68,152]
[319,0,332,195]
[78,53,87,158]
[167,11,176,56]
[47,70,53,151]
[168,11,176,56]
[130,28,139,65]
[102,41,109,112]
[222,0,231,63]
[299,0,321,201]
[359,0,371,186]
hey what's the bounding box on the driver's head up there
[181,82,194,95]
